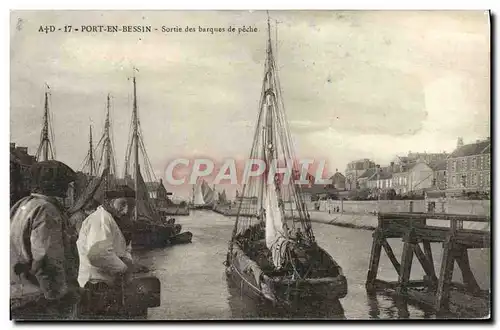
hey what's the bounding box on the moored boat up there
[224,15,347,309]
[170,231,193,245]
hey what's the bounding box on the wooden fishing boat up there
[123,72,193,248]
[72,78,192,250]
[224,16,347,309]
[170,231,193,245]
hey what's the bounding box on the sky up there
[10,10,490,199]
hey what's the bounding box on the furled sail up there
[264,185,289,268]
[134,169,158,222]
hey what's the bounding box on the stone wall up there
[316,199,490,216]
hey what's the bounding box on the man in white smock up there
[76,185,136,316]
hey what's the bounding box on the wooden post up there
[366,229,383,291]
[397,229,415,295]
[413,243,438,285]
[435,237,455,312]
[422,241,437,288]
[381,239,401,276]
[454,246,481,293]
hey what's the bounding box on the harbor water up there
[134,210,490,320]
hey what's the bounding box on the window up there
[485,155,490,169]
[451,161,457,172]
[461,175,467,187]
[485,172,490,186]
[480,172,484,186]
[471,173,477,186]
[471,157,477,170]
[461,158,467,171]
[452,176,457,186]
[428,202,436,213]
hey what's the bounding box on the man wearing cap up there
[76,185,136,316]
[10,160,80,320]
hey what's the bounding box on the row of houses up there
[345,137,491,197]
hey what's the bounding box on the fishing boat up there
[190,179,216,210]
[123,71,192,248]
[224,17,347,309]
[71,87,191,250]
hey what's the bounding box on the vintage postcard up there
[9,10,491,320]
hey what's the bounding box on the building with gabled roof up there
[446,137,490,195]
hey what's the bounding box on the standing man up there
[76,185,136,317]
[68,198,100,238]
[10,160,80,320]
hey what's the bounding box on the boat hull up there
[170,231,193,245]
[225,244,347,310]
[131,222,180,249]
[189,204,213,210]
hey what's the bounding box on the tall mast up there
[89,125,94,176]
[260,14,275,216]
[36,84,55,161]
[42,91,49,161]
[133,70,139,222]
[104,93,111,171]
[192,184,195,205]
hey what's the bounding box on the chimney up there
[457,137,464,148]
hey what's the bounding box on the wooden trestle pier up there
[365,212,490,317]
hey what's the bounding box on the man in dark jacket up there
[10,160,80,320]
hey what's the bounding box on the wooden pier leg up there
[413,243,438,288]
[454,245,481,294]
[423,241,436,276]
[396,230,414,295]
[422,241,438,289]
[435,237,456,312]
[381,239,401,276]
[366,230,383,291]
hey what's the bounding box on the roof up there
[330,172,346,180]
[407,161,432,172]
[301,184,335,195]
[367,171,392,181]
[428,160,447,171]
[358,168,377,179]
[450,140,490,158]
[392,171,408,177]
[426,190,447,199]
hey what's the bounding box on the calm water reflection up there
[133,210,489,320]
